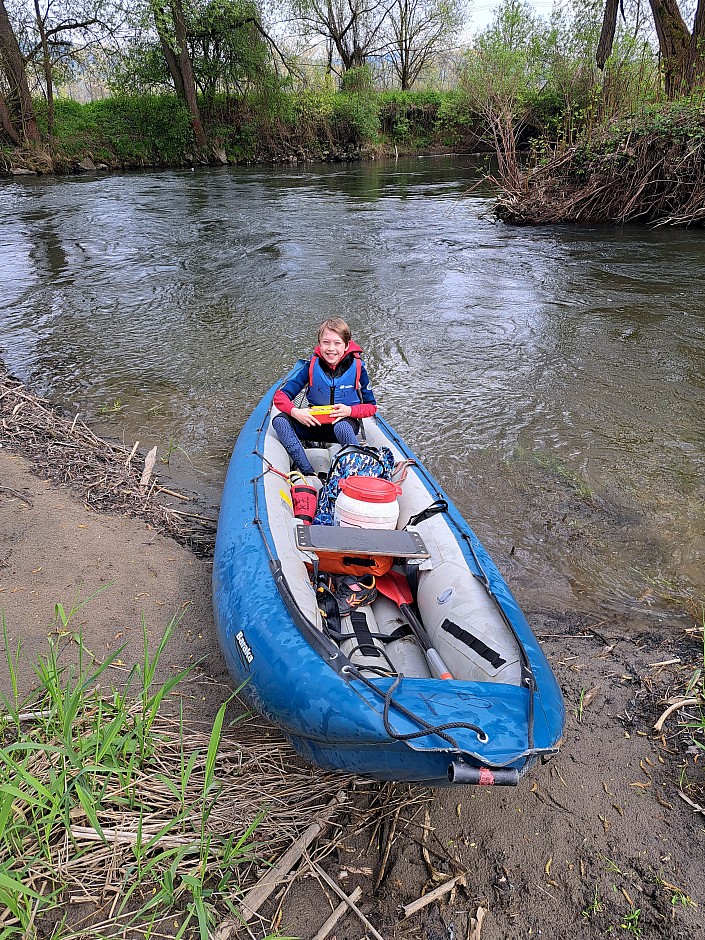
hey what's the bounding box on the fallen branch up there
[401,872,467,919]
[309,860,386,940]
[653,698,699,733]
[312,886,363,940]
[211,789,347,938]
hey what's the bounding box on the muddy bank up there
[495,105,705,227]
[1,366,703,939]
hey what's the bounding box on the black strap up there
[440,618,506,670]
[384,624,413,643]
[407,499,449,527]
[349,611,381,658]
[316,574,341,637]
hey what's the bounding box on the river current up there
[1,157,703,628]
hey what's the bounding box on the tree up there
[0,0,40,142]
[289,0,391,75]
[461,0,543,185]
[597,0,705,96]
[380,0,465,89]
[152,0,206,146]
[6,0,126,139]
[27,0,120,137]
[112,1,281,101]
[185,0,281,97]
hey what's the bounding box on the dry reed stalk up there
[495,125,705,227]
[0,363,216,556]
[0,704,359,939]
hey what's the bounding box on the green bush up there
[331,90,380,145]
[50,95,193,164]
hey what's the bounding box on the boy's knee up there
[334,419,358,444]
[272,414,291,433]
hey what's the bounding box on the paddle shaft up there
[398,602,453,681]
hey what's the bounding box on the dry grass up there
[0,364,216,557]
[494,109,705,227]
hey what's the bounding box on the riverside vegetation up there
[2,0,705,224]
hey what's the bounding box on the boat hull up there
[213,372,565,785]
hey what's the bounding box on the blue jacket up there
[274,341,377,419]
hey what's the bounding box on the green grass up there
[0,613,260,939]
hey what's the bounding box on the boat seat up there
[295,525,430,560]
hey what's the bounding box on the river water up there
[1,157,703,629]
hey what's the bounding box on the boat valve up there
[447,762,519,786]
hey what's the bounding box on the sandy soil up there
[1,447,703,940]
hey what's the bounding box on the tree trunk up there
[0,0,41,143]
[0,89,20,144]
[153,1,206,148]
[596,0,619,69]
[599,0,697,96]
[155,4,187,99]
[171,0,206,148]
[33,0,54,138]
[647,0,691,96]
[685,0,705,88]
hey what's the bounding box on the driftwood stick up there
[225,789,346,929]
[468,905,487,940]
[155,484,190,501]
[140,445,158,489]
[312,886,363,940]
[309,860,386,940]
[0,485,33,508]
[401,872,467,919]
[125,440,140,467]
[653,698,698,732]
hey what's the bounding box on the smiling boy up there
[271,318,377,477]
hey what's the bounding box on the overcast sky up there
[468,0,558,32]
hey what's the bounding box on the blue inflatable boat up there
[213,366,565,786]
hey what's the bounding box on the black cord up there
[354,671,487,748]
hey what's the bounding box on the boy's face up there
[318,328,348,369]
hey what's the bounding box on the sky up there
[468,0,558,32]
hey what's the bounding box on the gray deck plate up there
[295,525,429,559]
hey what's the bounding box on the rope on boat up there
[351,670,488,749]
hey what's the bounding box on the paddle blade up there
[375,570,414,607]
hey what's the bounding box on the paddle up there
[375,570,454,681]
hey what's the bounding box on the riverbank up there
[1,366,703,939]
[1,90,483,178]
[495,102,705,227]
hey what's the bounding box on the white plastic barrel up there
[334,476,401,529]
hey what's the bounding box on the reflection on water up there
[1,157,703,627]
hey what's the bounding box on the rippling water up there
[1,157,703,627]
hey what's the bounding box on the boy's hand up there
[292,407,320,427]
[330,404,352,422]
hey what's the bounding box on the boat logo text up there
[236,629,254,667]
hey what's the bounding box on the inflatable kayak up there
[213,364,565,786]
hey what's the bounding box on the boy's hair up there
[318,318,351,345]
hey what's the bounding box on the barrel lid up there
[339,476,400,503]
